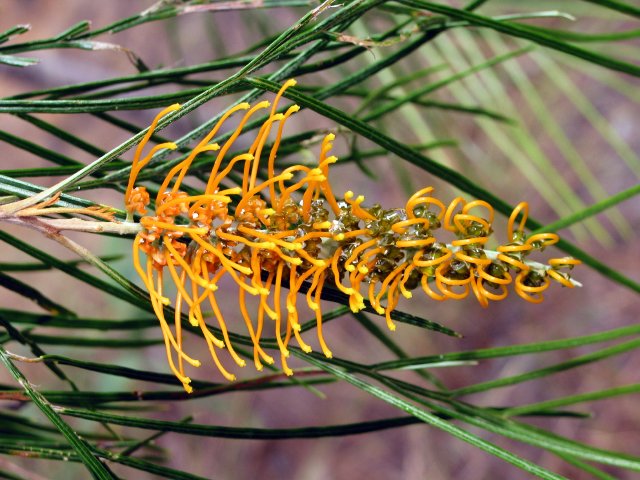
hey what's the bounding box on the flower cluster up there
[126,80,580,392]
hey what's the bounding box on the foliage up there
[0,1,638,478]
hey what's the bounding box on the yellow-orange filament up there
[127,84,579,390]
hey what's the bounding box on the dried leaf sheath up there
[125,80,581,392]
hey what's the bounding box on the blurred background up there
[1,1,639,478]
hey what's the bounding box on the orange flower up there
[126,80,581,392]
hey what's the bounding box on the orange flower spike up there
[296,249,328,268]
[294,264,324,316]
[216,228,277,252]
[395,237,437,249]
[132,234,169,304]
[526,233,560,249]
[163,238,219,299]
[188,235,253,277]
[258,269,275,326]
[140,217,208,236]
[333,228,371,242]
[246,81,299,194]
[287,268,313,353]
[452,214,491,238]
[478,277,509,302]
[208,153,256,197]
[270,79,298,118]
[280,322,295,376]
[549,257,582,268]
[171,101,252,196]
[349,247,383,294]
[385,275,405,328]
[392,218,431,235]
[127,87,585,388]
[248,247,268,293]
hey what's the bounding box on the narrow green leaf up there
[0,54,38,67]
[0,271,75,316]
[517,25,640,43]
[0,25,31,44]
[0,378,335,406]
[363,46,533,121]
[452,338,640,397]
[0,345,115,479]
[502,384,640,417]
[40,354,220,389]
[0,129,82,167]
[0,309,155,329]
[555,452,618,480]
[0,231,142,306]
[18,113,108,158]
[402,1,640,76]
[21,333,163,349]
[59,407,422,438]
[298,352,567,480]
[533,183,640,234]
[372,323,640,371]
[0,317,78,389]
[580,0,640,18]
[0,255,123,272]
[53,21,91,41]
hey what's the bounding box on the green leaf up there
[0,54,38,67]
[298,352,567,480]
[0,24,31,44]
[402,1,640,76]
[0,345,116,479]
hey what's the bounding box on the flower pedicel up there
[125,80,581,393]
